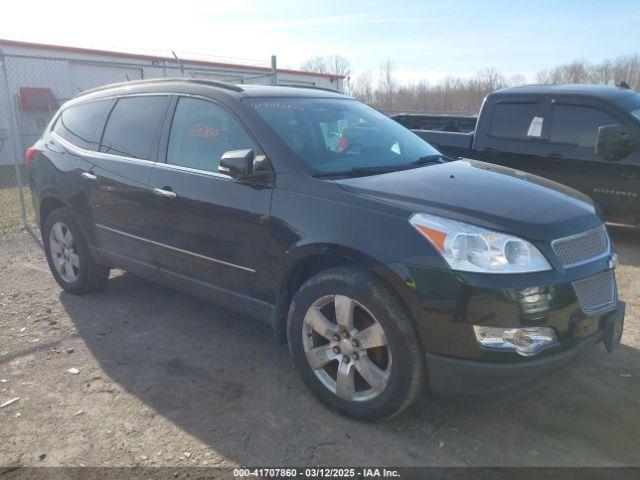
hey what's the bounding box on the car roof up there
[493,84,636,101]
[72,78,350,104]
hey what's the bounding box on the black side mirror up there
[219,149,254,178]
[595,124,632,159]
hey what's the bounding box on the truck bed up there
[391,114,477,133]
[413,130,473,158]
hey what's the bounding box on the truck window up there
[167,97,257,173]
[550,105,620,148]
[53,100,111,151]
[100,96,169,160]
[615,92,640,123]
[489,103,539,140]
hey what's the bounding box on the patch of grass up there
[0,186,35,233]
[0,165,27,188]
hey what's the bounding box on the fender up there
[271,242,427,346]
[32,162,96,244]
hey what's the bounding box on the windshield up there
[616,92,640,123]
[245,97,441,174]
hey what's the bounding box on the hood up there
[335,159,602,242]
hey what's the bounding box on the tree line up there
[301,54,640,115]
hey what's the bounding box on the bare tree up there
[301,55,352,77]
[344,53,640,115]
[506,73,527,86]
[351,70,374,104]
[536,55,640,90]
[477,68,505,90]
[378,59,396,110]
[301,56,327,73]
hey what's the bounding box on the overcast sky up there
[2,0,638,83]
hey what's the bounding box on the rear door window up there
[100,96,170,160]
[550,105,621,148]
[167,97,256,173]
[489,103,541,140]
[53,100,112,151]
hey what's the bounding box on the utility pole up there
[271,55,277,85]
[172,50,184,76]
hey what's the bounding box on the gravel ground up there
[0,227,639,468]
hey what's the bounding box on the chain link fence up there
[0,46,341,234]
[0,50,31,234]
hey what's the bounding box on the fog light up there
[473,325,558,356]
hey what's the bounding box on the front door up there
[146,96,273,320]
[474,99,549,177]
[543,101,640,224]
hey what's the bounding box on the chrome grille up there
[551,225,609,268]
[572,270,617,315]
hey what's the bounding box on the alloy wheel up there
[49,221,79,283]
[301,294,392,402]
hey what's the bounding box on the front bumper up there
[388,255,620,360]
[425,301,625,404]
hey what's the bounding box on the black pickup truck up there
[399,85,640,226]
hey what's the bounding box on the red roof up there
[0,38,345,80]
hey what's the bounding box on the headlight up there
[473,326,558,356]
[409,213,552,273]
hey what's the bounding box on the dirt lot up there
[1,227,639,468]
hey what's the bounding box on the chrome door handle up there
[81,172,97,182]
[152,187,177,199]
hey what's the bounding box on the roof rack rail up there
[270,83,343,94]
[76,77,244,97]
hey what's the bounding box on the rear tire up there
[287,266,425,421]
[43,207,110,294]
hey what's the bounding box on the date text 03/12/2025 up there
[232,468,401,478]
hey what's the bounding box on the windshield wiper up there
[313,155,449,178]
[313,164,404,178]
[409,155,447,166]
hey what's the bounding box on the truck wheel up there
[287,266,425,421]
[43,207,110,294]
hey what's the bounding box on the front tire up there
[287,266,425,421]
[43,207,110,294]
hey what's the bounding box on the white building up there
[0,38,345,167]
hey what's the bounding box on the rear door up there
[474,98,550,176]
[86,95,171,277]
[146,96,273,319]
[48,97,114,231]
[545,101,639,222]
